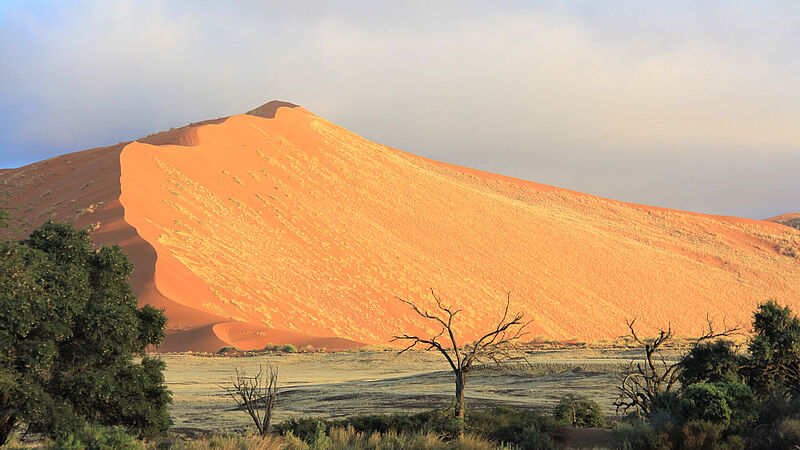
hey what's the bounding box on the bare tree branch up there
[613,316,742,416]
[220,365,278,436]
[392,289,530,432]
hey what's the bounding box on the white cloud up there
[1,1,798,218]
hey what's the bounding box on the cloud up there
[1,1,798,218]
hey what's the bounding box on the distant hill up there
[2,101,798,352]
[768,213,800,231]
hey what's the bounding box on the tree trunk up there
[0,413,15,447]
[453,370,466,438]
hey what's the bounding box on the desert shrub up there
[752,418,800,450]
[750,391,800,449]
[0,221,170,445]
[679,384,732,427]
[612,420,668,450]
[277,409,459,440]
[711,382,757,434]
[276,407,555,446]
[282,344,297,353]
[515,426,555,450]
[679,340,745,386]
[649,391,681,420]
[467,406,557,445]
[47,423,142,449]
[748,300,800,395]
[671,420,725,450]
[553,395,606,428]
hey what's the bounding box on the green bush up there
[282,344,297,353]
[679,384,732,428]
[515,426,555,450]
[712,382,757,434]
[612,420,668,450]
[671,420,726,450]
[679,340,745,386]
[553,395,606,428]
[275,407,556,446]
[749,300,800,395]
[467,406,557,445]
[0,221,171,445]
[47,423,142,449]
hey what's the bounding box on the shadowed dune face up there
[3,101,800,352]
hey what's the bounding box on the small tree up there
[748,300,800,394]
[613,316,740,417]
[222,366,278,436]
[554,395,606,428]
[392,289,530,434]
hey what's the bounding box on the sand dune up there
[2,100,799,352]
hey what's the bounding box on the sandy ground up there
[163,349,642,433]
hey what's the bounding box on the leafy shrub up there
[553,395,606,428]
[515,426,555,450]
[671,420,725,450]
[275,407,555,446]
[467,406,557,445]
[751,393,800,450]
[612,420,668,450]
[749,300,800,394]
[0,221,170,445]
[282,344,297,353]
[679,340,745,385]
[679,384,731,427]
[711,382,757,434]
[47,424,142,450]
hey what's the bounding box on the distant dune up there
[2,101,799,352]
[768,213,800,231]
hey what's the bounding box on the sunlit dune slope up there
[3,101,799,352]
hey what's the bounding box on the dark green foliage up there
[750,390,800,448]
[613,419,745,450]
[679,384,732,428]
[677,382,755,434]
[515,426,555,450]
[748,300,800,394]
[679,340,745,386]
[47,423,142,449]
[468,406,557,444]
[553,395,606,428]
[0,221,171,445]
[711,382,757,434]
[649,391,681,419]
[275,406,556,446]
[281,344,297,353]
[671,420,727,450]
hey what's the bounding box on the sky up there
[0,1,798,219]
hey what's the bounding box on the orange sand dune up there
[2,100,800,352]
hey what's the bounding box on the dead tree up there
[221,366,278,436]
[392,289,530,430]
[613,316,741,417]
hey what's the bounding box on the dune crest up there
[3,101,799,352]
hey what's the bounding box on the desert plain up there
[164,348,653,433]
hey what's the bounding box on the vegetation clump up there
[614,300,800,449]
[553,395,606,428]
[0,221,171,445]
